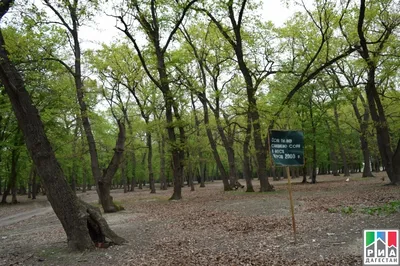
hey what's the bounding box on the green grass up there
[361,201,400,216]
[328,207,338,213]
[341,206,355,214]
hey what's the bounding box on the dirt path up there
[0,206,53,227]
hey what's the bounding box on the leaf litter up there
[0,173,399,265]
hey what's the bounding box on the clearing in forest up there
[0,173,399,266]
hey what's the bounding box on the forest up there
[0,0,399,264]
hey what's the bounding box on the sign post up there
[269,130,304,243]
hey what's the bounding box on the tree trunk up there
[207,2,273,192]
[351,96,374,177]
[82,163,87,193]
[187,152,195,192]
[10,147,19,204]
[98,121,126,212]
[68,4,125,212]
[210,99,237,188]
[310,102,317,184]
[302,161,307,183]
[200,163,206,187]
[122,158,127,193]
[159,135,167,190]
[147,133,156,194]
[357,0,399,184]
[32,168,37,200]
[1,176,10,203]
[28,164,34,198]
[198,93,231,191]
[243,112,254,192]
[333,104,350,177]
[0,9,126,250]
[364,68,399,184]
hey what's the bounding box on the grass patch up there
[327,208,338,213]
[361,201,400,215]
[341,206,355,215]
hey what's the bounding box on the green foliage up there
[341,206,355,215]
[1,0,400,196]
[327,208,338,213]
[362,201,400,216]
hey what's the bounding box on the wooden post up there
[286,166,297,243]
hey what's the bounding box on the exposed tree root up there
[80,200,127,247]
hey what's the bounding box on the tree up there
[115,0,198,200]
[355,0,400,184]
[28,0,127,211]
[198,0,275,192]
[0,0,125,250]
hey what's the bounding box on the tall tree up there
[116,0,198,200]
[199,1,275,191]
[33,0,127,211]
[0,0,125,250]
[356,0,400,184]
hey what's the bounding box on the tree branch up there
[162,0,199,54]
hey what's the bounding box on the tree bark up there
[10,146,19,204]
[98,121,126,212]
[159,134,167,190]
[147,133,156,193]
[70,119,79,194]
[351,95,374,177]
[243,111,254,192]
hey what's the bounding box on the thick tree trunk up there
[200,163,206,187]
[243,112,254,192]
[98,121,126,212]
[330,151,340,176]
[186,153,195,192]
[364,69,399,184]
[302,161,307,183]
[0,12,125,250]
[28,165,34,198]
[249,98,273,191]
[32,168,37,200]
[1,177,10,203]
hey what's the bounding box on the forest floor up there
[0,172,399,266]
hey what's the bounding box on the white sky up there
[79,1,304,51]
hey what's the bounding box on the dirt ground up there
[0,173,399,266]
